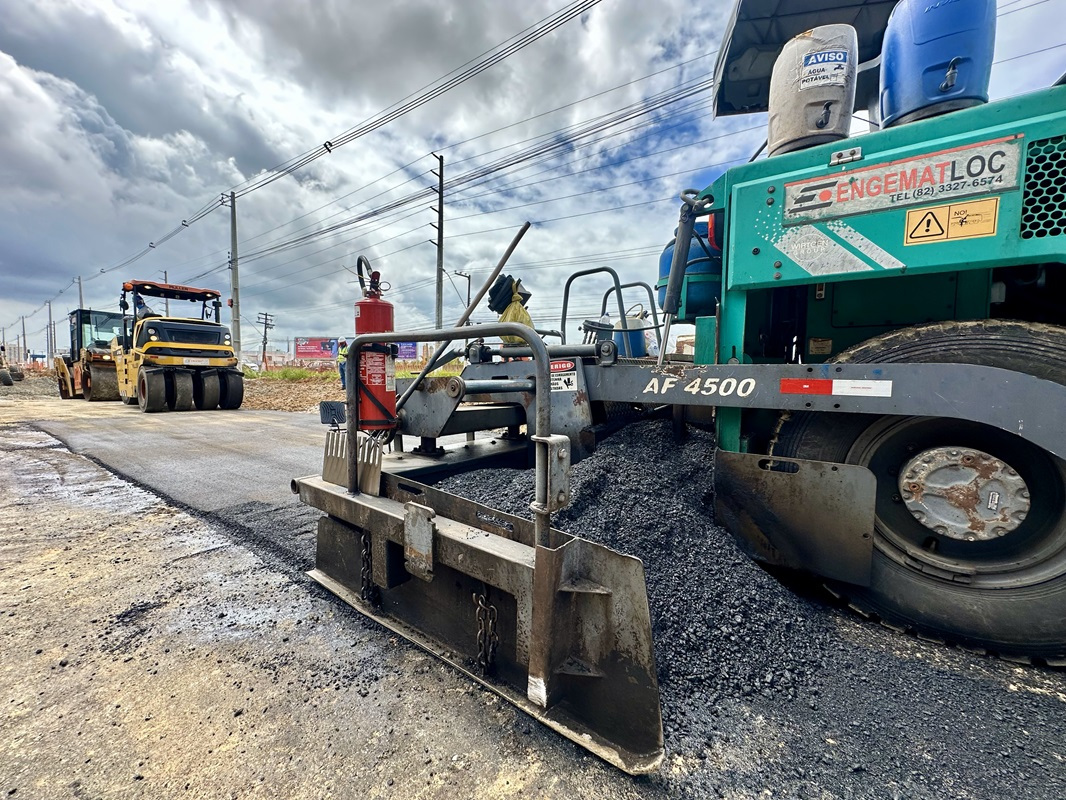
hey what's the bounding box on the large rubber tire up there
[773,320,1066,662]
[168,370,194,412]
[83,365,119,402]
[137,368,167,413]
[193,371,220,411]
[218,371,244,410]
[0,369,12,387]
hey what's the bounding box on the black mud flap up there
[713,449,876,587]
[319,400,346,425]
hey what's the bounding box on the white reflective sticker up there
[832,379,893,397]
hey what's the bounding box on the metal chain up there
[472,591,499,676]
[359,529,380,606]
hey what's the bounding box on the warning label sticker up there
[807,338,833,356]
[550,370,578,392]
[907,210,946,241]
[550,359,578,391]
[359,352,395,391]
[784,136,1022,225]
[904,197,1000,245]
[800,50,849,89]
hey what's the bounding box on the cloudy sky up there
[1,0,1061,357]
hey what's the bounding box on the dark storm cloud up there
[36,72,135,173]
[202,0,712,137]
[212,0,511,103]
[0,1,284,178]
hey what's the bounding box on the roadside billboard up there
[294,337,338,360]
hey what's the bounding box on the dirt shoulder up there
[0,425,612,800]
[241,376,345,412]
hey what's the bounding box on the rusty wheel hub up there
[899,447,1031,542]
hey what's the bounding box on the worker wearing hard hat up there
[337,339,349,390]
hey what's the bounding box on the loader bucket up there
[292,471,665,774]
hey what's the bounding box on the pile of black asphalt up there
[435,419,1066,800]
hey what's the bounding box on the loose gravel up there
[240,377,345,412]
[0,373,57,399]
[436,419,1066,799]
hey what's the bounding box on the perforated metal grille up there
[1021,135,1066,239]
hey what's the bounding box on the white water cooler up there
[767,25,858,156]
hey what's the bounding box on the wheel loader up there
[293,0,1066,774]
[55,309,125,401]
[112,280,243,412]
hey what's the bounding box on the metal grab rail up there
[599,281,662,351]
[395,222,531,413]
[349,322,554,545]
[559,266,632,355]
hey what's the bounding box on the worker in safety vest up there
[337,338,349,390]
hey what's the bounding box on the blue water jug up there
[656,220,723,321]
[880,0,996,128]
[612,317,647,358]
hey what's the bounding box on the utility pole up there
[163,270,170,316]
[228,192,242,358]
[21,316,27,363]
[78,276,84,308]
[46,301,53,362]
[256,312,274,370]
[430,154,444,328]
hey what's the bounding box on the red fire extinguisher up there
[353,256,396,431]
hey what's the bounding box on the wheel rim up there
[898,446,1031,541]
[846,416,1066,588]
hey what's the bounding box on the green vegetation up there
[244,366,335,381]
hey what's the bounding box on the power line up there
[51,1,603,297]
[75,0,1045,288]
[181,42,1066,307]
[168,58,720,285]
[228,0,606,200]
[235,142,750,302]
[993,41,1066,64]
[169,54,721,281]
[208,73,722,289]
[997,0,1049,16]
[9,35,1065,332]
